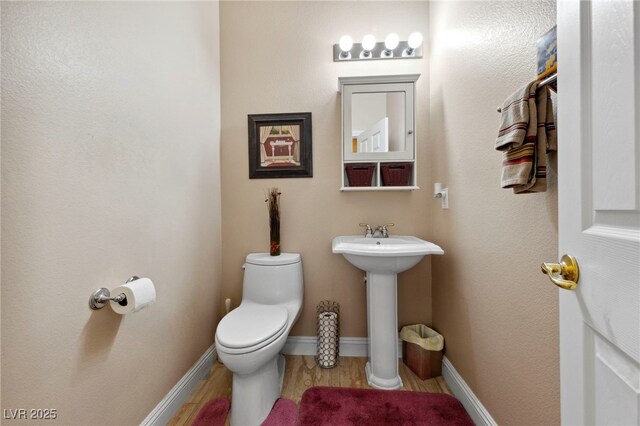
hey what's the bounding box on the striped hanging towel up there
[495,81,538,189]
[514,86,557,193]
[495,81,556,193]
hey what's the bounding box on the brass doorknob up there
[541,254,579,290]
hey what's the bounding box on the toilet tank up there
[242,253,303,305]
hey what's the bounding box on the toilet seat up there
[216,304,288,354]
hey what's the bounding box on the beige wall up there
[1,2,221,424]
[220,1,431,337]
[428,1,559,424]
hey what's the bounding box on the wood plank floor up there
[168,355,451,426]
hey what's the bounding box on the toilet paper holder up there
[89,276,139,310]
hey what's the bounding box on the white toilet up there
[215,252,303,426]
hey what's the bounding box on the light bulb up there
[408,32,423,49]
[362,34,376,51]
[404,32,424,57]
[339,35,353,52]
[384,33,400,50]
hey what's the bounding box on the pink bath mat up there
[191,397,229,426]
[192,397,296,426]
[261,398,297,426]
[297,386,474,426]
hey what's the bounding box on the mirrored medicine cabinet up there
[339,74,420,191]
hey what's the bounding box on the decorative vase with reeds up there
[266,188,281,256]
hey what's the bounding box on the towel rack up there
[497,73,557,113]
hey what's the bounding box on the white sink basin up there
[332,235,444,274]
[332,234,444,390]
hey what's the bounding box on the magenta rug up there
[192,397,296,426]
[192,398,229,426]
[261,398,298,426]
[297,387,474,426]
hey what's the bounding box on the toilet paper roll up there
[318,312,338,337]
[318,312,338,368]
[109,277,156,315]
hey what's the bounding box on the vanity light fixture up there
[333,32,423,62]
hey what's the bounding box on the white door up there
[556,0,640,424]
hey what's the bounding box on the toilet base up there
[229,353,286,426]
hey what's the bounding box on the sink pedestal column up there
[365,271,402,390]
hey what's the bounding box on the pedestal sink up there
[332,235,444,390]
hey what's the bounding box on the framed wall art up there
[248,112,312,179]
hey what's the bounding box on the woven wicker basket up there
[345,163,375,187]
[381,162,412,186]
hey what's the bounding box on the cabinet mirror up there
[339,75,419,190]
[340,75,418,162]
[352,92,406,154]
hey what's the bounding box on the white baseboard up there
[282,335,318,355]
[442,356,496,426]
[283,336,402,358]
[140,344,217,426]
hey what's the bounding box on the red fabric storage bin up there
[345,163,375,187]
[381,163,412,186]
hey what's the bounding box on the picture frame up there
[248,112,313,179]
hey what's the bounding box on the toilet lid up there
[216,304,288,350]
[246,253,301,266]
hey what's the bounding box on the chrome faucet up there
[360,223,394,238]
[359,223,374,238]
[374,223,394,238]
